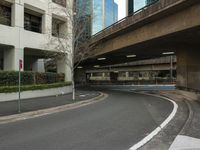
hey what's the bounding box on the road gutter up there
[0,92,108,125]
[129,92,178,150]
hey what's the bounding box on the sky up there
[114,0,126,20]
[114,0,147,20]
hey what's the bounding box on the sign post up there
[18,59,23,113]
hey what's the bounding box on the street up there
[0,88,173,150]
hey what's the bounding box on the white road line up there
[129,93,178,150]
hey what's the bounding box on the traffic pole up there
[18,59,22,113]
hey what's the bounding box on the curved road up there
[0,89,173,150]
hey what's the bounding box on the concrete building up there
[76,56,176,84]
[0,0,72,81]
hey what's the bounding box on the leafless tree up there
[45,0,97,100]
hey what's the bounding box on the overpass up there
[80,0,200,91]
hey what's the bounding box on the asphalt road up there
[0,88,173,150]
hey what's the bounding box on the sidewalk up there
[140,90,200,150]
[161,90,200,150]
[0,90,100,117]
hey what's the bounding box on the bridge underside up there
[81,26,200,67]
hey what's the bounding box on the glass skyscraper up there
[93,0,118,35]
[76,0,118,36]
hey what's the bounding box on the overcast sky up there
[114,0,126,20]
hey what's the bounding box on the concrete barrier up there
[0,86,72,102]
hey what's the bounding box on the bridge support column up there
[176,47,200,91]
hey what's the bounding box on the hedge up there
[0,82,72,93]
[0,71,65,86]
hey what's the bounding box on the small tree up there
[46,0,95,100]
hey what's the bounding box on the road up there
[0,88,173,150]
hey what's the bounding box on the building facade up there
[93,0,118,35]
[76,0,118,35]
[0,0,72,81]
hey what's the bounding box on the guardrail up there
[91,0,190,43]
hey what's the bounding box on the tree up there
[45,0,95,100]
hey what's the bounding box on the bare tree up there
[45,0,96,100]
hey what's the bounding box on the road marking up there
[129,92,178,150]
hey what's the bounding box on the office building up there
[76,0,118,35]
[0,0,72,81]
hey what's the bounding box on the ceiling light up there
[97,58,106,61]
[162,52,175,55]
[77,66,83,69]
[94,65,100,68]
[126,54,136,58]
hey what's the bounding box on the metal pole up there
[18,60,21,113]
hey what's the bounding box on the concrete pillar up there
[43,13,52,34]
[4,48,24,71]
[176,47,200,91]
[57,56,72,82]
[32,59,45,72]
[12,2,24,28]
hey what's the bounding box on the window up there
[52,18,66,38]
[52,0,66,7]
[0,4,11,26]
[24,12,42,33]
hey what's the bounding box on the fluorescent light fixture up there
[77,66,83,69]
[94,65,100,68]
[114,71,119,73]
[162,52,175,55]
[126,54,136,58]
[97,58,106,61]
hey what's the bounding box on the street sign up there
[19,59,23,70]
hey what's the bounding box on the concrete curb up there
[129,92,178,150]
[0,92,108,125]
[158,92,194,135]
[179,100,193,135]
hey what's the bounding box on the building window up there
[52,18,66,38]
[52,20,59,37]
[0,4,11,26]
[52,0,66,7]
[24,10,42,33]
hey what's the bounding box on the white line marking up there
[129,93,178,150]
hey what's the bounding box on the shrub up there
[0,82,72,93]
[0,71,65,86]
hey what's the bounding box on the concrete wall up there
[177,47,200,91]
[0,86,72,102]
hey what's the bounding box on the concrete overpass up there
[81,0,200,91]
